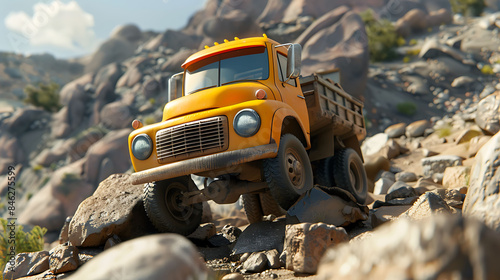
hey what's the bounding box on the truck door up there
[275,50,310,133]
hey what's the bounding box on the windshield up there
[185,46,269,95]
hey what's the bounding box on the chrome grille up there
[156,116,229,164]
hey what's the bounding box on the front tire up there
[143,176,202,235]
[263,134,313,210]
[333,148,368,204]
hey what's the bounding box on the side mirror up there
[287,43,302,79]
[168,72,183,102]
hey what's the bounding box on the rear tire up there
[313,157,335,187]
[333,148,368,204]
[143,176,202,235]
[263,134,313,210]
[242,194,263,224]
[242,192,285,224]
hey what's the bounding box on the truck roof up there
[181,36,279,69]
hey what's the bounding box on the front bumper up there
[130,143,278,185]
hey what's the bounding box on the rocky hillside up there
[1,0,500,279]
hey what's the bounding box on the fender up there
[271,107,311,149]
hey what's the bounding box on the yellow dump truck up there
[128,36,367,235]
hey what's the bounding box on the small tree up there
[0,218,47,279]
[361,10,400,62]
[24,82,62,112]
[449,0,485,16]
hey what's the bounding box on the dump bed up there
[300,74,366,140]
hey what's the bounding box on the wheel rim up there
[285,148,305,189]
[350,162,363,193]
[164,182,193,222]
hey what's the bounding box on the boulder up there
[258,0,293,23]
[68,174,157,247]
[384,123,406,138]
[85,38,136,73]
[442,166,470,189]
[361,133,389,157]
[395,171,418,182]
[116,66,142,88]
[143,30,201,52]
[202,10,263,41]
[18,159,91,231]
[111,24,142,42]
[83,129,132,187]
[241,252,268,273]
[93,63,123,87]
[284,223,348,274]
[373,178,394,195]
[419,38,467,62]
[421,155,462,177]
[287,187,368,227]
[187,223,216,240]
[405,120,430,138]
[370,205,411,228]
[317,215,500,279]
[299,9,369,98]
[67,234,208,280]
[282,0,348,22]
[395,9,428,37]
[426,8,452,27]
[3,251,49,280]
[99,102,133,130]
[401,192,453,220]
[2,107,50,136]
[160,49,197,73]
[475,93,500,135]
[463,132,500,232]
[49,244,79,274]
[0,134,25,175]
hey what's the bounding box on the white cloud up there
[4,1,99,54]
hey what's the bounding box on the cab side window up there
[277,52,297,86]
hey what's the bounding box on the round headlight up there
[132,134,153,160]
[233,109,261,137]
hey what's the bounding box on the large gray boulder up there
[298,8,369,98]
[18,159,92,231]
[83,129,132,187]
[317,214,500,279]
[463,131,500,232]
[475,93,500,135]
[67,234,208,280]
[68,174,156,247]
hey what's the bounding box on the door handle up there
[297,95,305,99]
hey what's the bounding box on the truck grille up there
[156,116,229,164]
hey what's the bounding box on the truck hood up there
[163,82,275,121]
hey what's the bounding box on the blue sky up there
[1,0,206,58]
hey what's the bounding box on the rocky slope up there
[1,0,500,279]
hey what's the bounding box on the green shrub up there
[481,65,494,75]
[436,125,453,138]
[397,102,417,116]
[361,9,402,62]
[449,0,485,16]
[0,218,47,278]
[32,165,43,172]
[24,82,62,112]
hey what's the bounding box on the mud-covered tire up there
[313,157,335,187]
[263,134,313,210]
[333,148,368,204]
[242,192,285,224]
[143,176,202,235]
